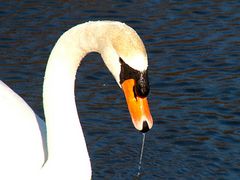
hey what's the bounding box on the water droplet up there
[136,133,146,177]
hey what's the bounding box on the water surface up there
[0,1,240,179]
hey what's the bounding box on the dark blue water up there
[1,1,240,179]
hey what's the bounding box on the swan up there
[0,21,153,179]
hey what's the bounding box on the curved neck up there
[42,24,95,172]
[41,21,147,177]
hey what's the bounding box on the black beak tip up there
[140,121,150,133]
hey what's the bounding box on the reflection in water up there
[0,0,240,179]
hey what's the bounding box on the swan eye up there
[119,58,150,98]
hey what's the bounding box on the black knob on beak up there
[135,71,149,98]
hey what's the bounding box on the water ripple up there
[1,0,240,179]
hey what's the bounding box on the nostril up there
[140,121,149,133]
[133,85,138,100]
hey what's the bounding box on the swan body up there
[0,21,153,179]
[0,81,47,178]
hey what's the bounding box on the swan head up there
[99,21,153,132]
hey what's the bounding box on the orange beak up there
[121,79,153,132]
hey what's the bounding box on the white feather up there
[0,21,148,180]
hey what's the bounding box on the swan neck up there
[43,24,93,169]
[41,21,145,176]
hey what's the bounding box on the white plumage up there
[0,21,151,180]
